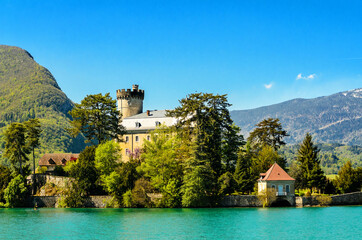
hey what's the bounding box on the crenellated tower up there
[116,84,145,119]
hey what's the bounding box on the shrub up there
[258,188,277,207]
[58,181,85,208]
[4,175,29,207]
[316,195,332,206]
[122,190,133,208]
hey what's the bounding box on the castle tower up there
[116,84,145,119]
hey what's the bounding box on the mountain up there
[231,89,362,145]
[0,45,85,163]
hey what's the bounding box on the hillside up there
[279,143,362,174]
[231,89,362,145]
[0,45,85,164]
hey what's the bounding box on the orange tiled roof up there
[260,163,295,181]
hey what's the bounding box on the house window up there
[147,135,150,141]
[135,122,141,128]
[286,184,290,193]
[155,121,161,127]
[48,159,56,165]
[125,136,129,142]
[135,136,139,142]
[126,149,130,156]
[271,184,276,190]
[61,159,67,165]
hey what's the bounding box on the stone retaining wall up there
[331,192,362,205]
[31,195,113,208]
[296,192,362,207]
[220,195,262,207]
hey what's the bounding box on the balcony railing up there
[276,192,288,196]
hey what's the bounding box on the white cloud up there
[307,74,316,79]
[264,83,273,89]
[296,73,316,80]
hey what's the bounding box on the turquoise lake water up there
[0,206,361,239]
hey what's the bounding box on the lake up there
[0,206,360,239]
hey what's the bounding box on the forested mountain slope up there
[0,45,85,164]
[231,89,362,145]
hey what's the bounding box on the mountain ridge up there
[0,45,85,162]
[231,88,362,145]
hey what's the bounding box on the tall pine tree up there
[297,133,325,191]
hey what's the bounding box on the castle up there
[117,85,177,161]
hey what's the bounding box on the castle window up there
[147,135,150,141]
[125,136,129,142]
[135,122,141,128]
[126,149,130,156]
[155,121,161,127]
[135,136,139,142]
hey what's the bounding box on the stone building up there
[117,85,177,161]
[258,162,295,206]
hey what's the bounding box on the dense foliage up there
[279,143,362,174]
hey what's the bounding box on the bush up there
[122,190,133,208]
[4,175,29,207]
[36,166,47,174]
[316,195,332,206]
[58,181,85,208]
[258,188,277,207]
[131,178,153,207]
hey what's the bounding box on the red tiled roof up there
[260,163,295,181]
[39,153,79,166]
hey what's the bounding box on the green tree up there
[95,140,122,176]
[4,123,30,176]
[247,118,288,151]
[234,143,254,194]
[24,118,41,194]
[4,174,29,207]
[222,124,245,173]
[103,161,139,204]
[335,161,361,193]
[167,93,241,206]
[0,165,12,203]
[69,93,125,144]
[139,126,184,207]
[297,133,326,191]
[65,146,99,195]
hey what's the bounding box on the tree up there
[234,143,254,194]
[95,140,122,176]
[296,133,325,191]
[247,118,288,151]
[65,146,99,195]
[4,175,29,207]
[24,118,41,194]
[167,93,242,205]
[335,161,361,193]
[0,165,12,203]
[69,93,125,144]
[4,123,30,176]
[139,126,184,207]
[254,145,286,174]
[222,124,245,173]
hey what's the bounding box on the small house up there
[38,153,79,172]
[258,163,295,197]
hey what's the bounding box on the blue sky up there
[1,0,361,110]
